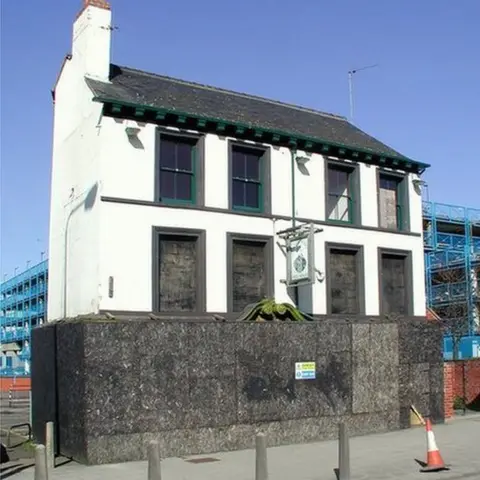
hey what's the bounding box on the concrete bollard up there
[148,440,162,480]
[338,422,350,480]
[45,422,54,471]
[34,444,49,480]
[255,432,269,480]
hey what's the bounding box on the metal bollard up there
[34,444,49,480]
[45,422,54,470]
[255,432,268,480]
[338,422,350,480]
[148,440,162,480]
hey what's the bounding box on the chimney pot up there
[83,0,111,10]
[77,0,111,18]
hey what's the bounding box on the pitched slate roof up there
[86,64,427,167]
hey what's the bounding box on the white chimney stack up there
[72,0,112,80]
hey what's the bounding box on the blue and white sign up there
[295,362,316,380]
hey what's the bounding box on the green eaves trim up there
[92,96,431,172]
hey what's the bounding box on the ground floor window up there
[153,228,205,312]
[379,249,412,315]
[227,234,274,312]
[326,244,364,314]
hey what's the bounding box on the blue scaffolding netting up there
[423,201,480,359]
[1,260,48,377]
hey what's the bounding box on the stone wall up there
[31,317,443,465]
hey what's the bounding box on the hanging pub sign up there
[285,224,316,287]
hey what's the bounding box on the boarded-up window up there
[231,240,268,312]
[379,174,408,230]
[381,253,408,314]
[328,248,360,314]
[157,235,198,312]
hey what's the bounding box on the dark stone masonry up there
[31,317,444,465]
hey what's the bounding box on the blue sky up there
[1,0,479,277]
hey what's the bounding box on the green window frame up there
[155,131,203,206]
[325,162,359,225]
[230,144,266,213]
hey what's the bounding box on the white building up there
[48,0,430,321]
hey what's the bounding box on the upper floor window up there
[155,131,204,205]
[326,162,360,224]
[229,142,271,214]
[378,173,409,231]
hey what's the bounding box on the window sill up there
[231,206,264,214]
[159,198,196,206]
[326,219,356,226]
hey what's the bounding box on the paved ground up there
[0,392,31,432]
[0,392,35,478]
[4,414,480,480]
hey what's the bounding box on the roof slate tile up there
[86,64,423,165]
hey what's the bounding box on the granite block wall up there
[31,317,443,465]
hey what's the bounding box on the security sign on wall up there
[295,362,316,380]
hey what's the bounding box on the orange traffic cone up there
[420,418,449,472]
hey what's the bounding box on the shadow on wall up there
[113,117,145,149]
[84,182,98,210]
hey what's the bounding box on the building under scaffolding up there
[0,260,48,377]
[423,201,480,359]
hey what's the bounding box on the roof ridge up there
[112,64,348,122]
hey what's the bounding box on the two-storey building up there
[47,0,430,320]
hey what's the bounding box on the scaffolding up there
[0,260,48,377]
[423,201,480,358]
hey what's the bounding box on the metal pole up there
[34,444,49,480]
[348,71,354,123]
[338,422,350,480]
[348,64,379,123]
[45,422,55,470]
[148,440,162,480]
[290,149,299,306]
[29,389,32,427]
[255,432,268,480]
[291,149,297,228]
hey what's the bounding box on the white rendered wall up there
[47,5,111,320]
[95,117,426,316]
[48,1,426,318]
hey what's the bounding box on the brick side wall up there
[444,359,480,418]
[443,363,454,418]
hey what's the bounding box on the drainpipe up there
[290,148,299,305]
[291,148,297,228]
